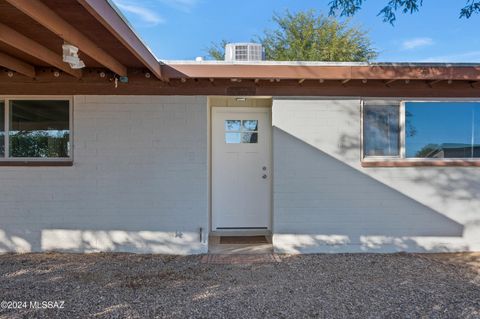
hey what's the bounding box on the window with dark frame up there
[0,99,71,160]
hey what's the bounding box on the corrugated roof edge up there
[162,60,480,67]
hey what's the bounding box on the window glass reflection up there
[242,120,258,131]
[225,132,241,144]
[363,104,399,156]
[405,102,480,158]
[224,119,258,144]
[9,100,70,158]
[225,120,241,131]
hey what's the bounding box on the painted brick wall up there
[272,98,480,253]
[0,96,208,254]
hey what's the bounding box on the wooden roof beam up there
[6,0,127,77]
[0,52,35,78]
[77,0,163,80]
[164,64,480,81]
[0,23,81,78]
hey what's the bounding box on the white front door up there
[212,107,272,230]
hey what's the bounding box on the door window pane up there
[242,120,258,131]
[9,100,70,158]
[225,120,241,131]
[405,102,480,158]
[0,101,4,157]
[225,132,241,144]
[363,104,400,157]
[242,132,258,143]
[224,119,258,144]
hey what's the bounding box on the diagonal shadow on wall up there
[273,127,464,252]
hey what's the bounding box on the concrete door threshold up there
[208,235,273,255]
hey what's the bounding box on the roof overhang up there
[163,61,480,82]
[0,0,478,96]
[0,0,164,80]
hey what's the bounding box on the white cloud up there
[420,51,480,63]
[402,37,434,50]
[114,1,165,26]
[157,0,199,12]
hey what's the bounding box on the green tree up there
[207,39,229,61]
[328,0,480,24]
[415,144,441,158]
[207,10,377,62]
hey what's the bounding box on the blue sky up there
[112,0,480,62]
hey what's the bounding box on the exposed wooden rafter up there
[0,52,35,78]
[1,72,479,97]
[77,0,164,80]
[0,23,81,78]
[5,0,127,76]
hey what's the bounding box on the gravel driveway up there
[0,252,479,318]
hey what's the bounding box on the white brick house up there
[0,1,479,254]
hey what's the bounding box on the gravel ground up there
[0,252,479,319]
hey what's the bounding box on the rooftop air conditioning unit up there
[224,43,265,62]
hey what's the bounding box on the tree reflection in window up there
[225,120,258,144]
[9,100,70,158]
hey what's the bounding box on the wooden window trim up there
[362,160,480,167]
[361,98,480,167]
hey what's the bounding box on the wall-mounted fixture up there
[62,43,85,69]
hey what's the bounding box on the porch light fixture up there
[62,43,85,69]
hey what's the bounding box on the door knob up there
[262,166,267,171]
[262,174,268,179]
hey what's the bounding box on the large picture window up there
[0,98,71,162]
[363,100,480,162]
[405,102,480,158]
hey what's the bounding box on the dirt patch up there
[0,252,479,318]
